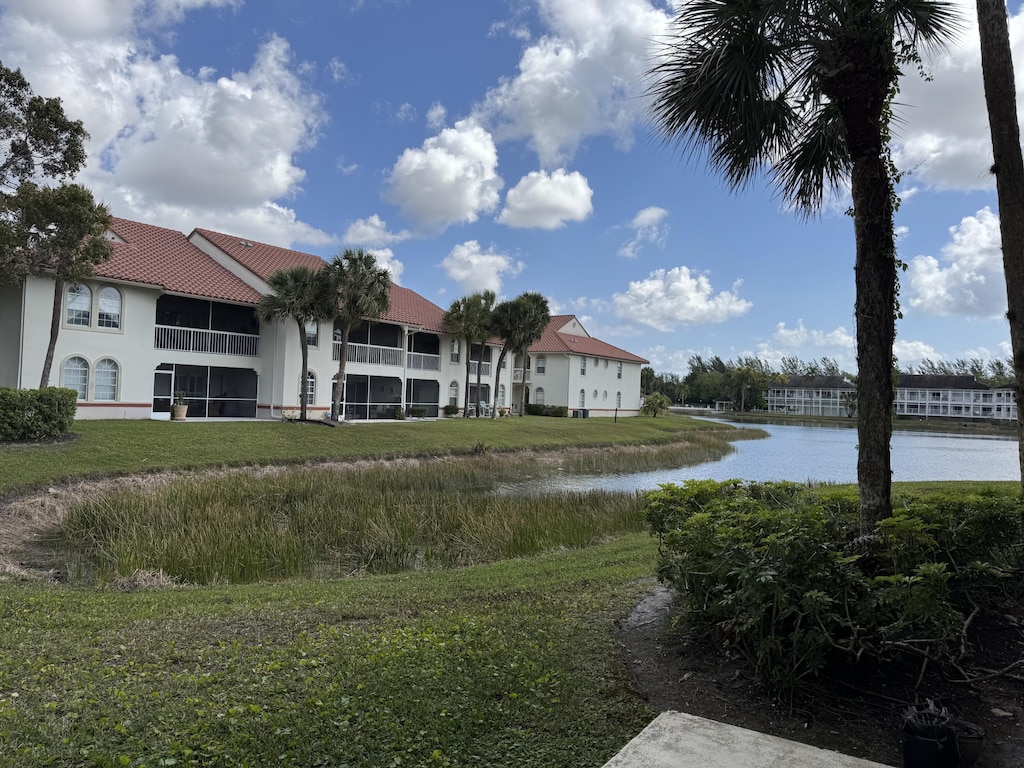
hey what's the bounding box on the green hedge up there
[525,404,568,417]
[645,480,1024,690]
[0,387,78,442]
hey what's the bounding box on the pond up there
[501,421,1021,494]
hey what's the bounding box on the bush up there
[0,387,77,442]
[526,404,569,417]
[645,480,1024,690]
[443,404,460,416]
[406,406,428,418]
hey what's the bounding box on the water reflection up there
[500,422,1020,495]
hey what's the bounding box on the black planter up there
[952,719,986,767]
[902,709,956,768]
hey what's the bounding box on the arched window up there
[534,387,545,406]
[498,384,506,407]
[63,356,89,399]
[616,392,622,408]
[304,372,316,406]
[97,287,122,329]
[448,380,459,406]
[579,389,586,407]
[94,359,119,401]
[66,284,91,326]
[602,390,608,401]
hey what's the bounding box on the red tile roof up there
[97,218,263,304]
[190,227,448,332]
[529,315,648,363]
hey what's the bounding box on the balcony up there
[154,325,260,357]
[407,352,441,371]
[333,341,403,367]
[512,369,531,383]
[469,361,491,377]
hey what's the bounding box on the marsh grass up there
[56,456,649,584]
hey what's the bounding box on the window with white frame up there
[536,355,546,374]
[305,321,319,347]
[94,358,119,401]
[498,384,506,407]
[305,371,316,406]
[448,380,459,406]
[580,357,586,376]
[616,362,622,379]
[450,339,460,363]
[579,389,586,407]
[66,284,92,326]
[534,387,545,406]
[63,356,89,399]
[97,287,122,329]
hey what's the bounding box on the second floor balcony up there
[155,325,260,357]
[333,341,403,367]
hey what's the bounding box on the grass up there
[0,536,659,768]
[0,413,743,498]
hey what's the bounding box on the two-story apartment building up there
[766,376,856,417]
[0,217,647,420]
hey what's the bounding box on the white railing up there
[512,369,530,383]
[407,352,441,371]
[333,341,403,367]
[469,361,491,377]
[154,325,260,357]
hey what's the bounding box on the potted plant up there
[171,391,188,421]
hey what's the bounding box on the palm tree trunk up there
[463,343,472,417]
[492,347,507,419]
[297,325,309,421]
[39,278,64,388]
[976,0,1024,494]
[334,324,352,422]
[474,345,484,418]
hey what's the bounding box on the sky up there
[1,0,1020,377]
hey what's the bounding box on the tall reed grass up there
[56,455,649,585]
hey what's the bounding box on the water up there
[503,422,1020,494]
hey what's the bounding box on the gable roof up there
[897,374,991,391]
[780,375,855,390]
[528,315,648,364]
[97,218,263,304]
[191,227,447,333]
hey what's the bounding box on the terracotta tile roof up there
[191,227,447,332]
[528,315,648,363]
[96,218,263,304]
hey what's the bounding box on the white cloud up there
[618,206,669,258]
[893,339,943,368]
[366,247,404,285]
[385,119,503,233]
[473,0,672,167]
[342,214,411,247]
[441,240,524,294]
[612,266,752,331]
[755,321,856,370]
[426,102,447,131]
[0,0,238,38]
[497,168,593,228]
[328,57,350,82]
[907,207,1006,317]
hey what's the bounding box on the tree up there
[641,392,671,417]
[648,0,958,531]
[442,291,495,417]
[322,249,391,422]
[0,183,112,387]
[489,292,550,418]
[256,266,336,421]
[0,62,86,192]
[975,0,1024,493]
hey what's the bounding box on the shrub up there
[640,392,671,417]
[524,404,567,417]
[645,480,1024,690]
[406,406,428,418]
[443,404,459,416]
[0,387,77,442]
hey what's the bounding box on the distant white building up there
[0,217,648,420]
[766,376,856,417]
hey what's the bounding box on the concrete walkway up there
[602,711,895,768]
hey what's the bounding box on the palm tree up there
[490,292,550,417]
[442,291,495,417]
[321,249,392,422]
[975,0,1024,493]
[256,265,336,421]
[647,0,958,531]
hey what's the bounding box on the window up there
[66,284,91,326]
[616,391,622,408]
[448,380,459,406]
[616,362,622,380]
[579,389,586,407]
[593,389,598,400]
[450,339,460,364]
[534,387,545,406]
[603,359,608,369]
[94,359,119,401]
[63,356,89,399]
[498,384,506,407]
[305,321,319,347]
[602,390,608,401]
[536,355,546,374]
[304,371,316,406]
[580,357,586,376]
[97,287,122,329]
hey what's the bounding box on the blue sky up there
[0,0,1017,376]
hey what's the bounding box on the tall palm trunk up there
[39,278,64,388]
[976,0,1024,494]
[334,323,353,422]
[463,345,472,417]
[297,325,310,421]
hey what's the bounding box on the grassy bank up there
[699,409,1018,436]
[0,535,658,768]
[0,414,747,498]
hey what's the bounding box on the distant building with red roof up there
[0,218,647,420]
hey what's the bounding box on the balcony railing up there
[407,352,441,371]
[333,341,403,367]
[154,325,260,357]
[512,369,531,383]
[469,361,491,377]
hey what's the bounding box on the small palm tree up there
[443,291,495,417]
[490,292,550,418]
[647,0,958,530]
[256,266,336,421]
[321,249,391,422]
